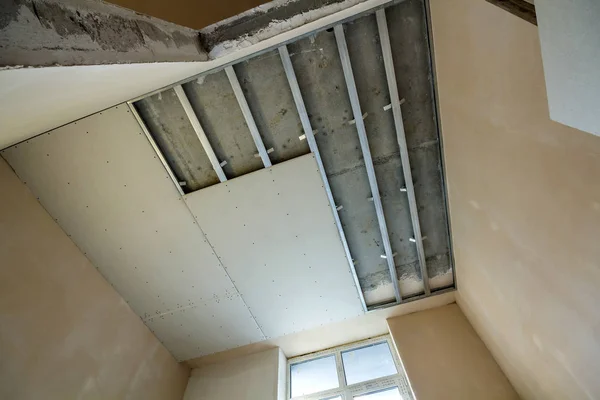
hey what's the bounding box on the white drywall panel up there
[185,154,364,339]
[536,0,600,136]
[1,105,264,360]
[145,291,264,361]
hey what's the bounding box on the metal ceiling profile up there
[132,0,454,309]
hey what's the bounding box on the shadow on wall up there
[429,0,600,398]
[0,158,189,400]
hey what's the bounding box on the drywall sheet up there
[1,105,264,360]
[536,0,600,136]
[185,154,364,339]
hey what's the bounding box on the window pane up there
[290,355,339,397]
[323,397,343,400]
[354,387,402,400]
[342,342,397,385]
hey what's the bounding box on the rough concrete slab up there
[200,0,352,53]
[345,14,421,277]
[135,88,219,192]
[233,50,311,164]
[386,0,452,283]
[133,0,454,304]
[386,0,438,149]
[182,70,265,177]
[0,0,207,67]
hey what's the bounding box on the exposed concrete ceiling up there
[134,0,454,306]
[106,0,269,30]
[0,0,455,361]
[0,0,398,151]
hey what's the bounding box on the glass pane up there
[342,342,397,385]
[323,397,343,400]
[290,355,339,397]
[355,387,402,400]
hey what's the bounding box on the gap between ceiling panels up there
[132,0,455,307]
[2,0,455,361]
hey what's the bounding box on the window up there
[291,355,339,397]
[287,336,414,400]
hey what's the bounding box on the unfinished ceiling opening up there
[2,0,455,361]
[132,0,453,308]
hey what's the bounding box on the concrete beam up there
[0,0,208,67]
[200,0,373,58]
[485,0,536,25]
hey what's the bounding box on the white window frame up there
[287,335,415,400]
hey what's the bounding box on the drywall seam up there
[129,100,266,339]
[183,154,364,338]
[1,105,266,360]
[181,199,267,339]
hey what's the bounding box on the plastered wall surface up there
[0,158,189,399]
[183,348,286,400]
[430,0,600,398]
[388,304,518,400]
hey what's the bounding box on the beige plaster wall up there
[183,348,286,400]
[388,304,518,400]
[0,157,189,399]
[430,0,600,398]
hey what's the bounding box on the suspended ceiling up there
[1,0,454,361]
[1,106,364,361]
[134,0,454,306]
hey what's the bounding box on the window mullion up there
[343,387,353,400]
[335,350,346,390]
[288,335,414,400]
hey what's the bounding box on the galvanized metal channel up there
[173,85,228,183]
[334,24,402,303]
[127,102,185,196]
[225,66,272,168]
[376,9,430,295]
[278,44,368,311]
[127,0,456,309]
[423,0,457,291]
